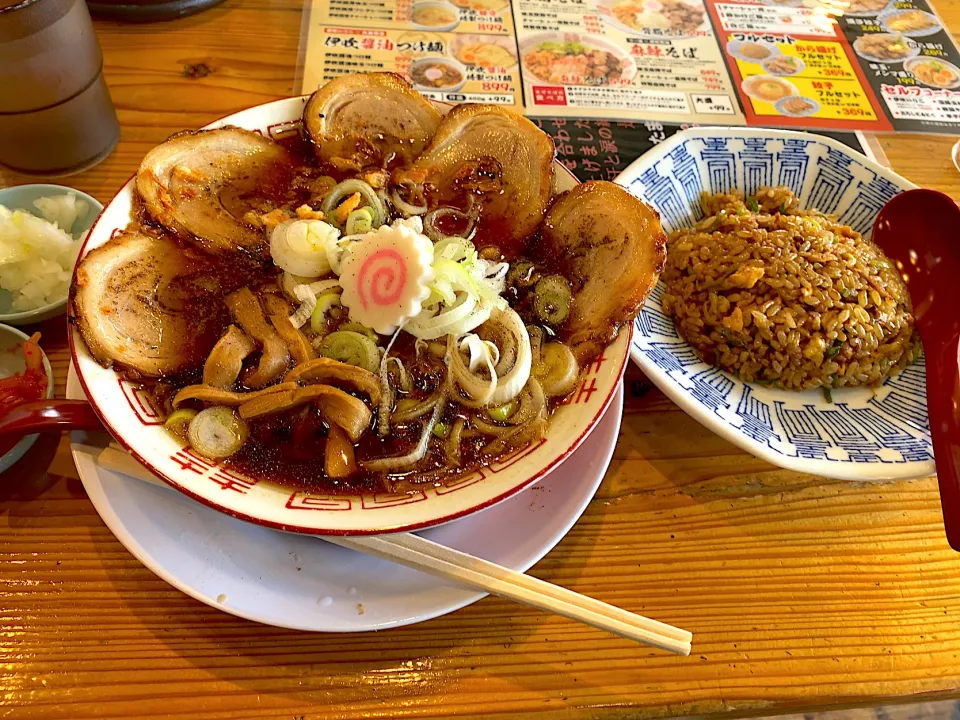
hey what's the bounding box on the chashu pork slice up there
[136,126,295,257]
[302,72,442,171]
[538,181,667,365]
[394,103,555,257]
[72,231,227,378]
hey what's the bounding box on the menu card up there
[299,0,960,134]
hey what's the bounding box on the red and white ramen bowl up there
[67,96,630,535]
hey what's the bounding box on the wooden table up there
[2,2,960,718]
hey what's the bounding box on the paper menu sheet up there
[299,0,960,134]
[514,0,744,123]
[300,0,524,108]
[300,27,524,107]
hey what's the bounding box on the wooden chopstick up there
[96,447,692,654]
[328,533,691,653]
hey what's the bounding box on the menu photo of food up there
[878,8,942,37]
[409,55,468,91]
[596,0,709,38]
[834,0,891,17]
[451,34,518,68]
[520,32,636,87]
[726,40,780,63]
[741,74,798,103]
[852,32,920,63]
[399,33,522,104]
[726,40,805,76]
[903,56,960,89]
[762,53,805,76]
[411,0,462,31]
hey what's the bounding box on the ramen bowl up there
[520,32,637,87]
[410,56,468,93]
[68,96,630,535]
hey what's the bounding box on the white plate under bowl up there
[620,127,933,481]
[69,366,623,632]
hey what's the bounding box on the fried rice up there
[661,186,918,391]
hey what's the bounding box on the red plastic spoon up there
[872,189,960,551]
[0,400,104,437]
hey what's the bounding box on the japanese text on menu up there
[300,0,960,134]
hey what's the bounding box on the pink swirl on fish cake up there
[356,249,408,311]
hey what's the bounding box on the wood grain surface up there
[2,2,960,718]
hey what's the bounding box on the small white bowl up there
[411,56,468,93]
[0,323,54,473]
[0,184,103,326]
[411,0,461,31]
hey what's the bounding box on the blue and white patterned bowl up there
[619,127,933,481]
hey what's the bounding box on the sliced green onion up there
[433,258,479,297]
[310,292,342,334]
[822,387,833,404]
[164,408,198,435]
[533,274,572,326]
[339,321,378,342]
[779,201,787,214]
[188,406,248,460]
[487,399,518,422]
[432,422,450,439]
[747,198,760,212]
[707,209,727,231]
[535,342,579,397]
[507,261,539,289]
[826,340,843,360]
[317,330,380,373]
[320,179,385,229]
[433,236,475,262]
[718,326,748,348]
[346,206,374,235]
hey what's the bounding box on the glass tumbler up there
[0,0,120,176]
